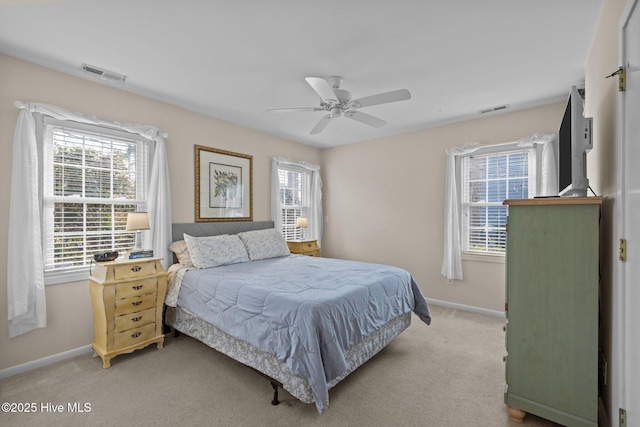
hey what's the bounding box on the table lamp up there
[296,217,308,239]
[126,212,150,252]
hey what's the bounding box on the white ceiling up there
[0,0,603,148]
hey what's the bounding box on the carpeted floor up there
[0,304,560,426]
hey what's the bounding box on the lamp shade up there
[296,217,308,228]
[126,212,150,231]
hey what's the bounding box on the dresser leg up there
[506,405,525,422]
[102,357,112,369]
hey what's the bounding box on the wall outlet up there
[447,279,454,285]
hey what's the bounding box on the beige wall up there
[0,54,320,371]
[320,103,564,312]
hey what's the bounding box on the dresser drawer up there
[115,307,156,332]
[115,292,157,316]
[114,323,156,348]
[305,249,321,257]
[115,278,158,299]
[113,261,158,281]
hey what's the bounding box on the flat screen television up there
[557,86,593,197]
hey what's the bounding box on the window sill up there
[45,267,90,285]
[462,252,505,264]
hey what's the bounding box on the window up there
[461,149,534,255]
[42,118,150,280]
[277,164,310,240]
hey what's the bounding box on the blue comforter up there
[176,255,431,413]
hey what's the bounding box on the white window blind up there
[461,150,532,254]
[42,119,149,273]
[277,164,310,240]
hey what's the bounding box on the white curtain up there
[8,102,171,337]
[145,134,173,271]
[8,109,46,338]
[441,144,482,281]
[440,133,557,281]
[517,133,558,197]
[271,157,323,246]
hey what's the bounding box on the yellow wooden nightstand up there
[287,240,321,257]
[89,257,167,368]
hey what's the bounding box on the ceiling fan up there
[266,76,411,134]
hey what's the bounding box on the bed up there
[163,221,431,414]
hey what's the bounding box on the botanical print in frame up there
[195,145,253,222]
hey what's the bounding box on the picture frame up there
[194,145,253,222]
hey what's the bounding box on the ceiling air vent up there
[81,64,126,84]
[478,104,509,114]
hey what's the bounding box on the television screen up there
[558,96,572,194]
[557,86,592,197]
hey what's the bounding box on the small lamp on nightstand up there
[126,212,150,252]
[296,217,308,239]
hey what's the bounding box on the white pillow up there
[168,240,194,267]
[183,233,249,269]
[237,228,290,261]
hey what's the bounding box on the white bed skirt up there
[165,306,411,404]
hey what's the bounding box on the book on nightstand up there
[129,249,154,259]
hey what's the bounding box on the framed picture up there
[194,145,253,222]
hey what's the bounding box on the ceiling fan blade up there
[265,107,325,113]
[310,114,332,134]
[351,89,411,109]
[305,77,338,102]
[344,111,387,128]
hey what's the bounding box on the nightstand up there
[287,239,321,257]
[89,257,167,368]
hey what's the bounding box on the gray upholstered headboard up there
[171,221,274,242]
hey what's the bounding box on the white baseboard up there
[427,298,505,318]
[0,345,93,380]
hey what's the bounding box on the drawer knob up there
[132,316,142,322]
[132,301,143,306]
[132,285,143,290]
[131,266,141,272]
[131,332,142,338]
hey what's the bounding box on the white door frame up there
[614,0,639,425]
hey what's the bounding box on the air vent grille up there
[81,64,126,84]
[478,104,509,114]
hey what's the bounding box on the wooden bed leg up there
[270,381,280,405]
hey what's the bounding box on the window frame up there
[458,144,536,258]
[40,117,152,285]
[276,163,312,241]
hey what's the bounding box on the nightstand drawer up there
[287,240,320,253]
[305,250,321,257]
[115,278,158,299]
[115,323,156,348]
[115,292,157,316]
[115,307,156,332]
[113,261,157,281]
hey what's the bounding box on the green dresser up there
[503,197,601,427]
